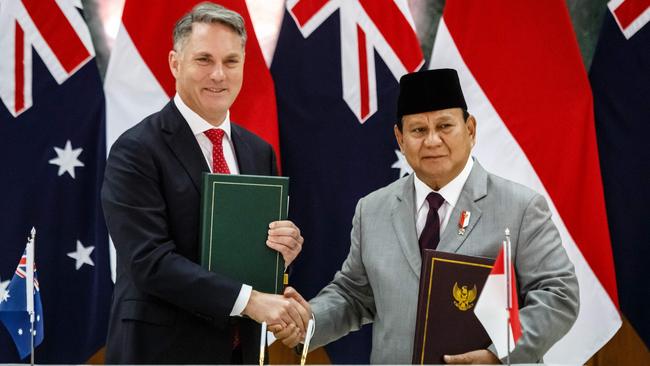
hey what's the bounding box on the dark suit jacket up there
[101,101,277,364]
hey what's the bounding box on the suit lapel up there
[230,123,256,174]
[160,101,208,193]
[391,175,422,278]
[438,160,488,253]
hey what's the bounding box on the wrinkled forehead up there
[402,108,465,124]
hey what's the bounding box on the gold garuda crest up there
[453,282,478,311]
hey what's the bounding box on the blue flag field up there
[0,1,112,362]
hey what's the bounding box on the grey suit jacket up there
[309,159,579,364]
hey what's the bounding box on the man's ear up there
[466,115,477,146]
[394,124,404,152]
[169,50,179,78]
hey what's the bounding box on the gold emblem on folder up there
[452,282,477,311]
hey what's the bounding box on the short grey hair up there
[172,2,247,51]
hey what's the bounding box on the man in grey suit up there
[273,69,579,364]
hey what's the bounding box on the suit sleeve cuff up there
[230,284,252,316]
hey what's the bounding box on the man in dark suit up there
[101,3,309,364]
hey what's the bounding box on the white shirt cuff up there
[230,284,252,316]
[300,313,316,345]
[266,331,277,345]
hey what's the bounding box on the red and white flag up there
[431,1,621,363]
[104,0,280,157]
[474,242,522,359]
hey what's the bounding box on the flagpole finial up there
[30,227,36,237]
[505,228,510,236]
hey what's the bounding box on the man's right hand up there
[443,349,500,364]
[242,289,310,334]
[268,287,312,348]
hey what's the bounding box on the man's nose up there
[210,63,225,80]
[424,131,442,146]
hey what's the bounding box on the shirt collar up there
[414,156,474,211]
[174,93,232,139]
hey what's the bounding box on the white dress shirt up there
[174,94,240,174]
[174,94,250,316]
[414,157,474,239]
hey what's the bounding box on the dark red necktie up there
[204,129,230,174]
[419,192,445,251]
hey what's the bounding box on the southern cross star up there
[0,279,10,303]
[67,240,95,270]
[391,149,413,178]
[49,140,84,179]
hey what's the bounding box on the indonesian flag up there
[431,1,621,363]
[104,0,280,157]
[474,243,522,359]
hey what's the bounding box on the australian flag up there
[271,1,423,362]
[590,1,650,349]
[0,245,44,360]
[0,1,112,363]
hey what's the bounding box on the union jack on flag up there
[0,0,94,117]
[286,0,423,123]
[14,254,40,288]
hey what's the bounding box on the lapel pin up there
[458,211,470,235]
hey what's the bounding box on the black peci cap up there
[397,68,467,121]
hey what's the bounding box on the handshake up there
[242,286,312,348]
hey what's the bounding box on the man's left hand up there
[267,220,303,266]
[443,349,500,364]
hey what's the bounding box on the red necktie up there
[204,129,230,174]
[419,192,445,251]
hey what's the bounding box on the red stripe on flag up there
[22,0,90,73]
[491,251,505,275]
[358,0,423,72]
[122,0,193,97]
[358,25,370,120]
[613,0,650,29]
[290,0,330,27]
[444,1,618,304]
[508,266,522,342]
[15,21,25,114]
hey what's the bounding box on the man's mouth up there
[204,87,227,94]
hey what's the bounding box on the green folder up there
[200,173,288,294]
